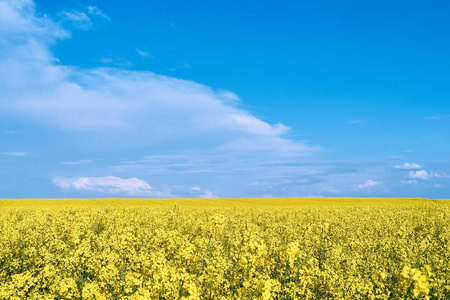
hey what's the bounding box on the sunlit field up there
[0,197,443,209]
[1,198,450,299]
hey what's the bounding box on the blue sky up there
[1,0,449,198]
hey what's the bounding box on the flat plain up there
[1,197,446,208]
[1,198,449,299]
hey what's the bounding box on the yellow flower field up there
[1,198,449,299]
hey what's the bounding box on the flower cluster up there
[1,200,449,299]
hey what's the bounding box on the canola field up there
[1,198,450,299]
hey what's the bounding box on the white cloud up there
[168,63,191,72]
[408,170,431,180]
[60,5,110,30]
[188,185,218,198]
[225,113,289,136]
[400,179,418,185]
[136,48,153,58]
[61,159,93,165]
[395,162,422,170]
[407,170,448,180]
[2,152,26,156]
[52,176,154,195]
[53,176,221,198]
[60,11,92,30]
[86,6,110,21]
[357,179,378,189]
[97,56,131,67]
[0,0,317,158]
[114,154,321,177]
[199,190,219,198]
[0,0,68,41]
[217,91,240,102]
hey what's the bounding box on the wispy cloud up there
[400,179,418,185]
[113,155,406,197]
[136,48,153,58]
[52,176,154,195]
[199,190,219,198]
[60,11,92,30]
[61,159,93,165]
[168,63,191,72]
[356,179,379,189]
[86,6,111,21]
[348,120,366,124]
[425,115,450,121]
[189,186,218,198]
[60,5,110,30]
[395,162,422,170]
[114,154,320,176]
[2,152,27,156]
[52,176,219,198]
[97,57,132,67]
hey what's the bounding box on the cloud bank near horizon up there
[52,176,219,198]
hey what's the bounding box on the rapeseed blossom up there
[0,199,449,299]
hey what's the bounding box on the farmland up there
[1,198,449,299]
